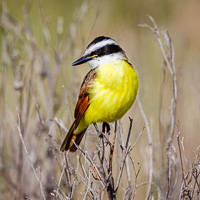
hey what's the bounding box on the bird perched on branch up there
[60,36,138,152]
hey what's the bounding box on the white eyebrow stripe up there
[84,39,117,55]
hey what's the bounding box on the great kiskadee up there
[60,36,138,152]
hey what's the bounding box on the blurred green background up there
[1,0,200,199]
[3,0,200,155]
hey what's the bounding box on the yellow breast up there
[84,60,138,124]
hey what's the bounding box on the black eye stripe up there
[89,44,124,57]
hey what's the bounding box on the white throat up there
[88,53,127,69]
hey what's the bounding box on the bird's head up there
[72,36,127,69]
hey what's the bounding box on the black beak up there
[72,55,93,66]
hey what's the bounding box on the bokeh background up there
[1,0,200,199]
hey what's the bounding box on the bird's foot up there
[102,122,110,135]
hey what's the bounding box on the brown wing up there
[74,69,96,119]
[60,69,96,152]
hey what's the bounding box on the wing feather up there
[74,69,96,119]
[60,69,96,152]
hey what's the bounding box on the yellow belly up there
[86,60,138,121]
[75,60,138,134]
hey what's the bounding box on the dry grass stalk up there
[139,15,178,199]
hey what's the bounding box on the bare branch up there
[177,134,186,188]
[115,118,133,192]
[137,97,153,200]
[17,114,46,200]
[73,141,106,188]
[139,16,178,198]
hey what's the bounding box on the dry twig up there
[17,114,46,200]
[139,15,177,198]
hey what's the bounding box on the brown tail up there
[60,120,87,152]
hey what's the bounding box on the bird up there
[60,36,138,152]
